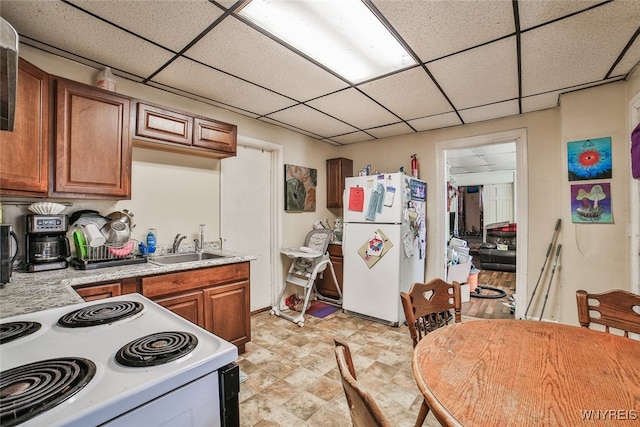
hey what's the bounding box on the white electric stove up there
[0,293,239,427]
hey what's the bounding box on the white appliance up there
[342,172,426,325]
[0,294,239,427]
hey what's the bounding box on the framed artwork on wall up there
[567,137,612,181]
[570,182,613,223]
[285,164,317,212]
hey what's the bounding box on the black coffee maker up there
[25,214,70,272]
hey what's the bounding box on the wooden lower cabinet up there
[315,244,343,299]
[155,290,204,327]
[140,262,251,353]
[74,277,138,301]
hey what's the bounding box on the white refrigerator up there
[342,172,426,326]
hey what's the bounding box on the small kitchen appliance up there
[0,293,239,426]
[1,224,19,284]
[25,214,70,272]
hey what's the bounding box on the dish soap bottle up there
[146,228,157,254]
[96,67,116,92]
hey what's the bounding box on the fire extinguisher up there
[411,154,419,178]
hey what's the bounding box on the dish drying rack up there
[70,239,147,270]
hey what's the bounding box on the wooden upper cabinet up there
[0,59,49,196]
[326,158,353,208]
[133,101,237,158]
[53,78,132,199]
[136,102,192,145]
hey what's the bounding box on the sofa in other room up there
[478,223,517,272]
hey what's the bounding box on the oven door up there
[101,372,222,427]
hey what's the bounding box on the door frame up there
[628,90,639,342]
[435,128,529,318]
[224,135,284,310]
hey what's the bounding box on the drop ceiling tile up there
[185,18,349,101]
[68,0,224,52]
[483,153,517,167]
[372,0,514,62]
[521,1,640,96]
[358,66,453,120]
[266,105,359,138]
[258,117,324,139]
[330,132,376,145]
[429,38,518,110]
[459,100,520,124]
[409,112,461,132]
[306,88,399,130]
[153,57,296,116]
[521,91,561,113]
[366,122,415,140]
[448,155,487,168]
[2,0,175,78]
[611,38,640,77]
[517,0,603,30]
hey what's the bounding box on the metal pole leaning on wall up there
[539,244,562,321]
[524,219,561,319]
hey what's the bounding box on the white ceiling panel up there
[153,57,296,116]
[185,18,349,101]
[517,0,603,30]
[459,100,520,124]
[68,0,224,52]
[366,122,416,140]
[1,0,175,77]
[306,88,399,130]
[372,0,514,61]
[409,112,462,132]
[266,105,359,137]
[521,1,640,96]
[429,38,518,110]
[358,66,453,120]
[2,0,638,150]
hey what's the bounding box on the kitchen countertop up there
[0,250,255,319]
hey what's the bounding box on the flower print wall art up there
[571,183,612,223]
[285,164,317,212]
[567,137,612,181]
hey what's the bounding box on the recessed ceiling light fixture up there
[238,0,417,83]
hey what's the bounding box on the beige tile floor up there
[237,307,446,426]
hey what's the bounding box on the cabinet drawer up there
[136,102,193,145]
[141,262,250,298]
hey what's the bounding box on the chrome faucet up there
[198,224,205,253]
[172,234,186,253]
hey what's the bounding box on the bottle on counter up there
[146,228,157,254]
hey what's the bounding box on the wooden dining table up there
[412,319,640,426]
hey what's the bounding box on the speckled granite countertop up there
[0,250,255,319]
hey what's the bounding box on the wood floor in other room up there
[461,270,516,319]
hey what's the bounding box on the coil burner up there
[58,301,143,328]
[116,331,198,367]
[0,357,96,426]
[0,321,42,344]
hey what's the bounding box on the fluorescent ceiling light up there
[239,0,416,83]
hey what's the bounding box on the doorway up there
[220,137,283,312]
[435,129,529,319]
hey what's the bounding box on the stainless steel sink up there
[149,252,226,265]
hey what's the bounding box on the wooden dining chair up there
[400,278,462,427]
[333,338,391,427]
[576,289,640,337]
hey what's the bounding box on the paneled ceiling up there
[2,0,639,147]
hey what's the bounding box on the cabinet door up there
[0,59,49,196]
[203,280,250,352]
[54,78,131,198]
[326,158,353,208]
[193,117,236,154]
[315,245,343,298]
[135,102,192,145]
[155,291,204,327]
[75,282,122,301]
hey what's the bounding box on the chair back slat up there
[576,289,640,336]
[333,338,391,427]
[401,278,462,348]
